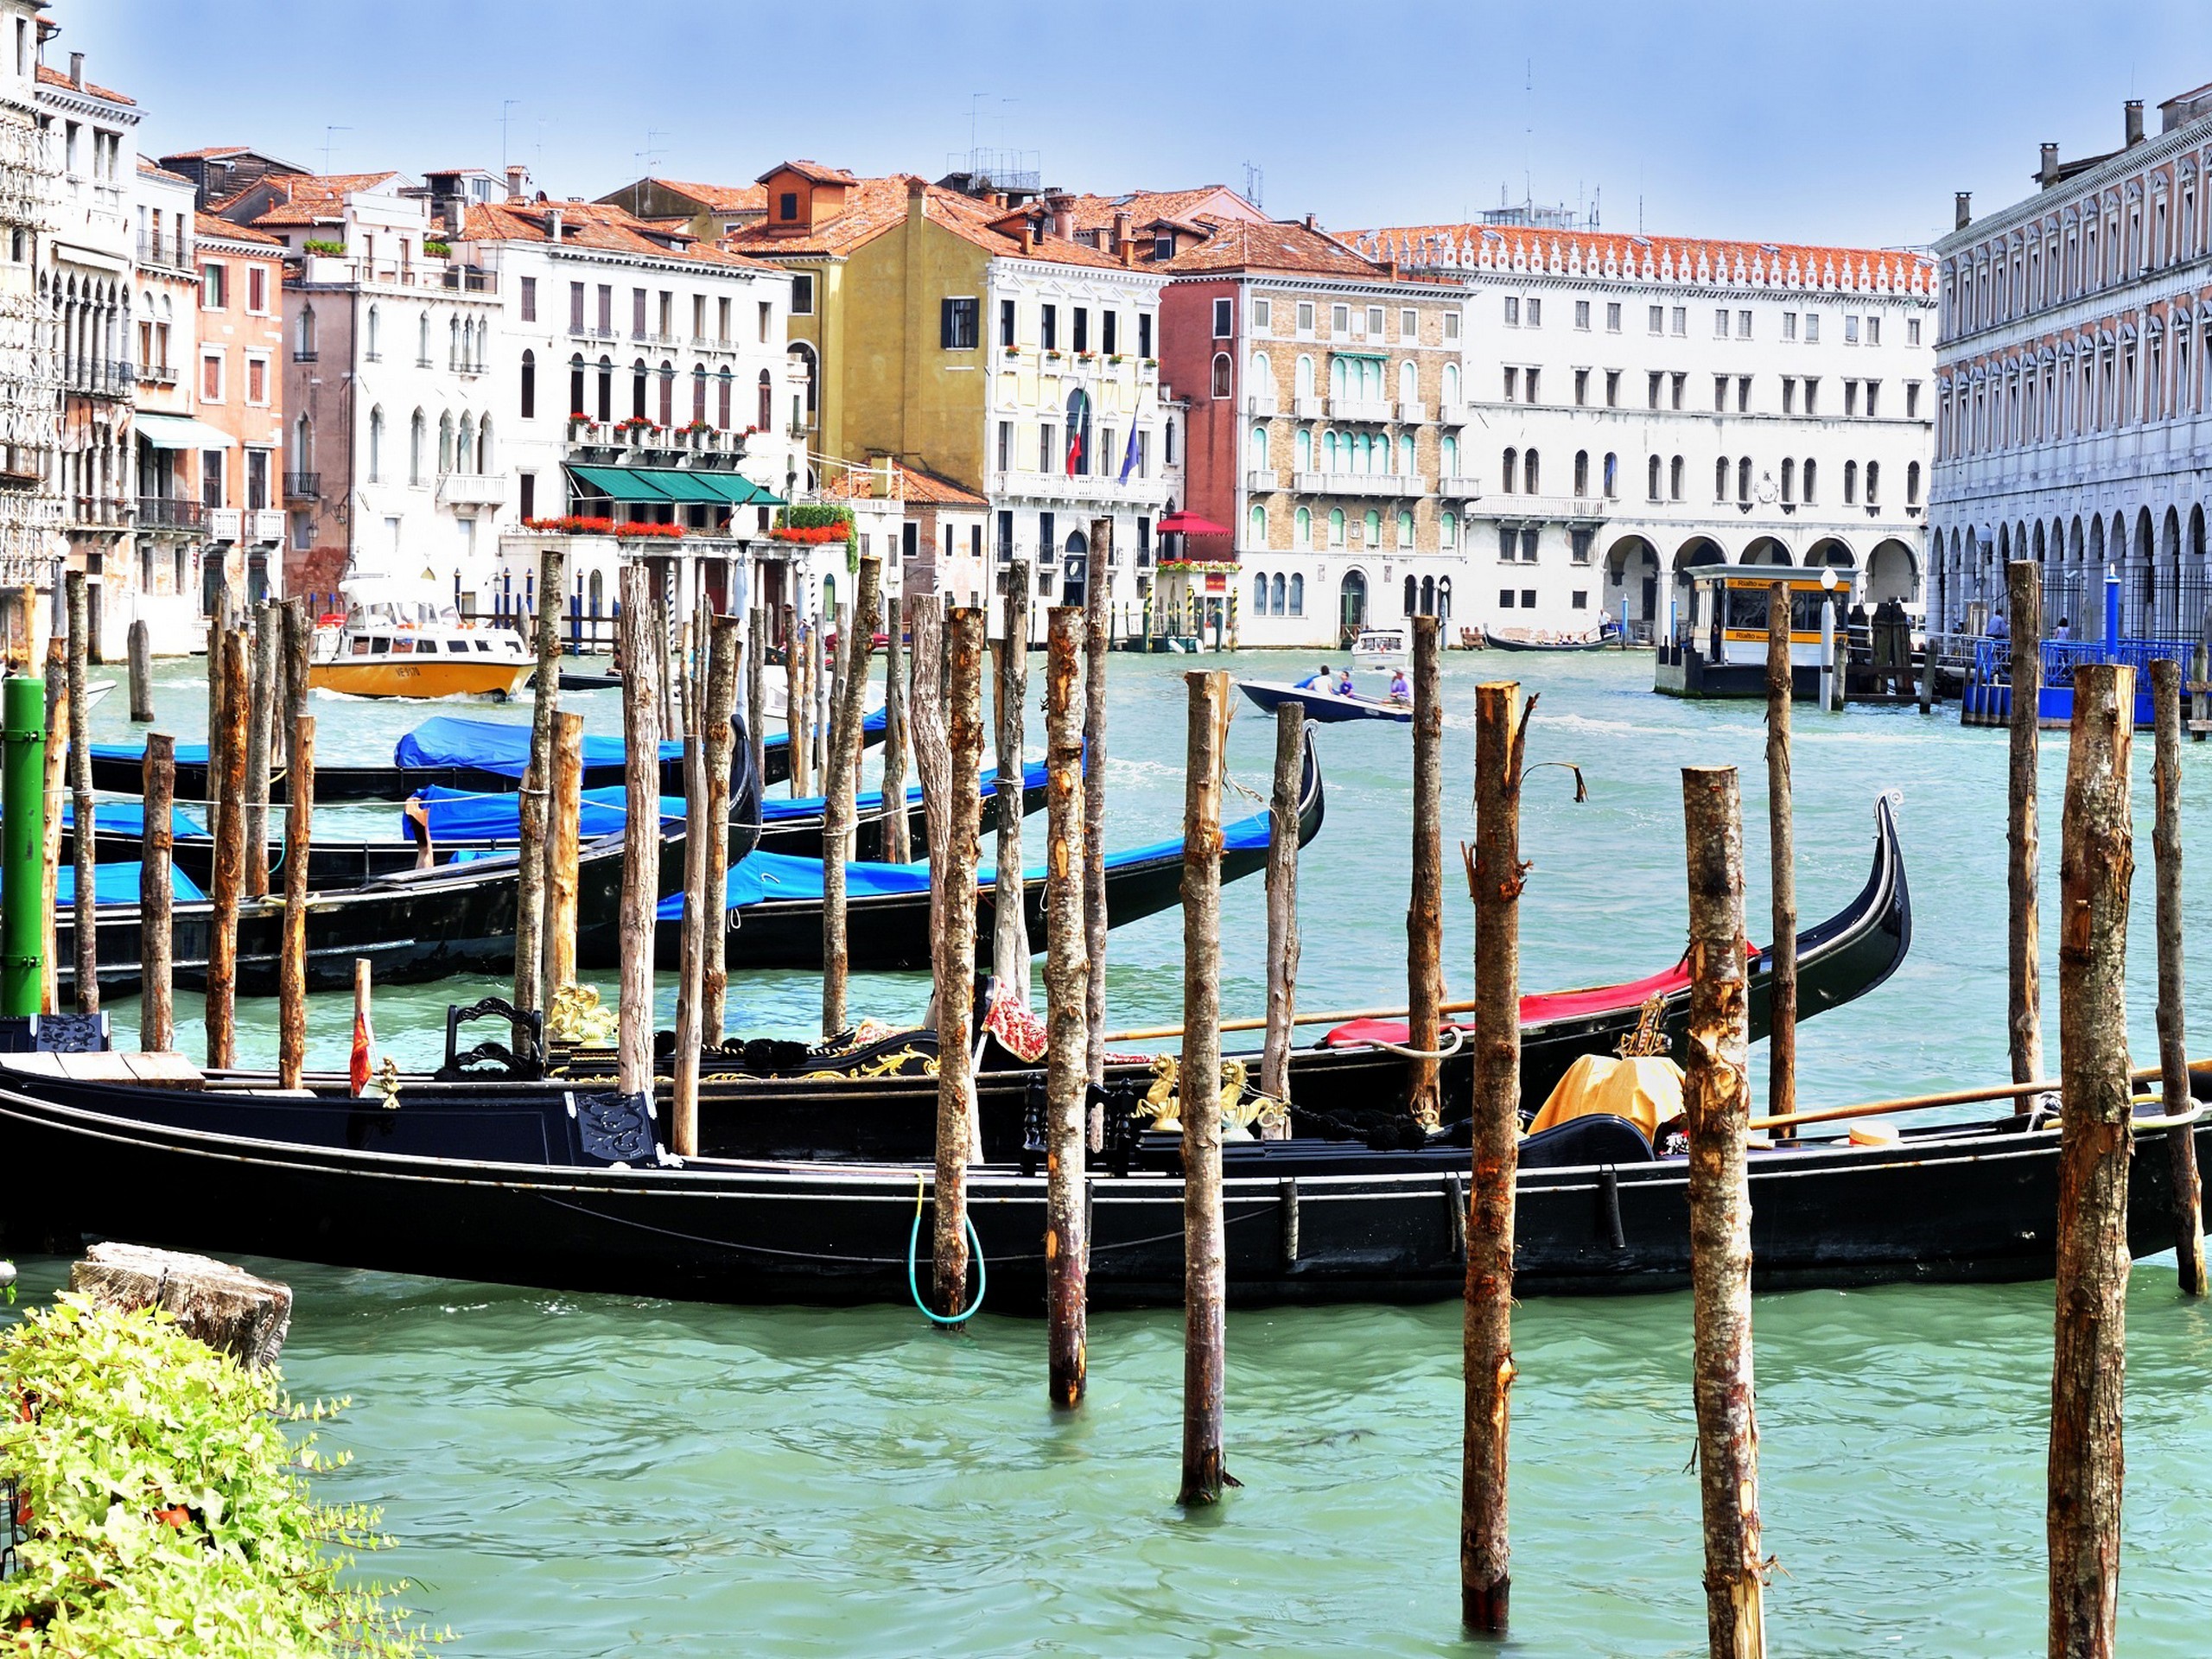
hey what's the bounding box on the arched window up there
[1405,573,1419,614]
[1866,460,1880,505]
[296,304,315,358]
[1715,457,1730,501]
[1288,573,1304,615]
[1440,434,1459,475]
[1398,359,1417,404]
[1323,430,1340,472]
[1396,435,1414,474]
[1421,575,1435,614]
[1294,506,1312,548]
[1648,454,1662,499]
[1249,349,1274,399]
[365,304,380,359]
[596,356,613,423]
[368,405,385,480]
[1442,361,1459,403]
[1573,450,1588,496]
[437,410,454,474]
[1669,454,1683,500]
[417,314,430,365]
[1295,354,1314,399]
[692,365,708,425]
[788,341,817,421]
[1354,432,1371,473]
[631,358,649,420]
[1328,507,1345,548]
[1436,576,1452,626]
[1271,573,1287,613]
[569,353,585,418]
[293,413,311,465]
[476,416,493,473]
[1524,449,1540,493]
[1249,502,1267,546]
[1249,425,1268,468]
[1211,353,1231,397]
[408,409,426,484]
[448,315,460,367]
[1503,447,1518,493]
[1440,510,1459,550]
[1396,508,1414,547]
[1363,509,1382,547]
[1906,460,1922,506]
[520,348,536,419]
[461,413,480,474]
[1602,451,1618,498]
[1781,457,1796,502]
[1254,572,1270,615]
[1802,458,1817,502]
[1737,457,1751,502]
[658,360,675,426]
[1843,460,1859,505]
[1329,357,1346,398]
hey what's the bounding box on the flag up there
[1064,388,1089,477]
[351,982,376,1095]
[1118,423,1141,485]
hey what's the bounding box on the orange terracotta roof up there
[645,177,767,215]
[135,161,194,188]
[757,160,859,188]
[194,210,283,249]
[248,171,405,228]
[1154,217,1390,280]
[822,459,988,509]
[1066,186,1260,232]
[35,62,134,105]
[458,198,779,271]
[726,174,1135,270]
[1347,222,1937,295]
[161,144,256,161]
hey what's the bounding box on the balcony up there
[134,232,194,273]
[1292,470,1423,498]
[1436,401,1471,426]
[1478,494,1609,523]
[988,467,1157,505]
[207,507,242,542]
[1244,392,1278,417]
[1244,467,1280,493]
[136,362,177,387]
[1292,394,1323,420]
[1397,399,1428,423]
[437,472,508,508]
[1435,475,1482,499]
[66,493,129,530]
[283,471,321,501]
[249,509,284,543]
[136,495,205,532]
[291,348,318,363]
[436,264,498,296]
[1330,396,1393,423]
[61,359,131,399]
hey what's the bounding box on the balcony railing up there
[134,232,194,273]
[988,467,1159,505]
[1244,392,1278,417]
[249,509,284,543]
[292,348,318,363]
[137,495,206,531]
[1435,475,1482,499]
[1478,493,1609,523]
[67,493,130,528]
[1329,396,1394,423]
[207,506,242,542]
[1291,394,1324,420]
[1244,467,1279,493]
[1436,401,1471,426]
[136,362,177,386]
[437,265,498,295]
[1397,399,1428,423]
[436,472,507,508]
[1292,470,1424,498]
[283,471,321,500]
[61,360,132,398]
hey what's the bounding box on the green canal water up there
[14,646,2212,1653]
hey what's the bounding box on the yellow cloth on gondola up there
[1527,1053,1686,1141]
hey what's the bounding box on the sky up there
[57,1,2212,252]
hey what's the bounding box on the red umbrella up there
[1155,510,1232,537]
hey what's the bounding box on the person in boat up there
[1334,668,1354,696]
[2054,616,2072,640]
[1387,667,1411,702]
[1986,608,2009,639]
[1296,664,1333,690]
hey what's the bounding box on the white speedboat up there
[308,576,533,700]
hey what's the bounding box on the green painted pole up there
[1,674,44,1015]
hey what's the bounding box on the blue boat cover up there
[409,784,682,841]
[394,708,886,776]
[0,861,206,906]
[88,741,213,766]
[18,800,207,836]
[756,759,1044,823]
[658,805,1271,918]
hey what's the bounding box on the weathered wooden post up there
[931,604,987,1320]
[2008,559,2044,1106]
[125,617,152,721]
[276,714,314,1089]
[206,628,249,1068]
[823,559,880,1036]
[880,594,911,866]
[242,602,277,899]
[1259,702,1304,1124]
[542,711,585,998]
[994,563,1033,997]
[1918,618,1936,714]
[1043,605,1089,1406]
[1408,613,1444,1129]
[63,572,94,1012]
[781,602,807,798]
[1681,763,1766,1659]
[514,543,565,1021]
[1765,585,1796,1128]
[204,575,230,790]
[1083,523,1111,1099]
[1179,667,1230,1505]
[671,730,707,1160]
[700,613,741,1041]
[745,603,766,804]
[139,733,175,1052]
[616,563,663,1127]
[2193,634,2209,742]
[2047,661,2136,1658]
[1462,679,1528,1634]
[910,596,948,1027]
[282,597,311,773]
[2149,657,2203,1296]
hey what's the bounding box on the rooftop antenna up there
[634,128,668,172]
[970,92,987,154]
[1523,59,1533,207]
[320,124,351,175]
[499,99,518,172]
[1242,161,1264,211]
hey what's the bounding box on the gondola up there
[1486,632,1612,653]
[83,707,882,801]
[0,1058,2196,1307]
[646,728,1326,970]
[1237,680,1412,724]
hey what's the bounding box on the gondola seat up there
[1515,1112,1655,1171]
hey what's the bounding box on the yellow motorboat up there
[308,576,535,701]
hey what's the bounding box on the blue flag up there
[1117,423,1141,484]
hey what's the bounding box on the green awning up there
[566,464,674,502]
[638,468,729,503]
[1332,349,1389,364]
[566,463,788,510]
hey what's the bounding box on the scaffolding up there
[0,104,56,587]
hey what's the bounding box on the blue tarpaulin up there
[89,741,213,767]
[9,800,208,836]
[409,784,682,842]
[394,709,884,777]
[757,759,1044,823]
[0,862,206,906]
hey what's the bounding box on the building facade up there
[186,210,285,606]
[0,0,55,654]
[1930,86,2212,640]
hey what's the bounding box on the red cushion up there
[1321,948,1753,1048]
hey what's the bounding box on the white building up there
[1930,87,2212,641]
[0,0,55,654]
[1354,220,1938,639]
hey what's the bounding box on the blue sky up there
[61,1,2212,251]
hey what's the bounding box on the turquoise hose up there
[906,1178,987,1324]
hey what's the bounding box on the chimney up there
[1954,191,1972,232]
[1111,209,1131,255]
[906,176,927,223]
[1384,258,1399,281]
[548,207,563,243]
[1045,190,1073,240]
[67,51,82,89]
[1022,221,1037,254]
[1304,212,1317,232]
[2039,143,2060,187]
[505,164,528,201]
[2126,99,2145,146]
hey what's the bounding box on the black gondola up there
[0,1062,2195,1306]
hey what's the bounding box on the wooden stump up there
[701,613,742,1042]
[1408,614,1444,1128]
[277,715,314,1088]
[206,628,249,1068]
[2048,661,2137,1658]
[1083,524,1112,1103]
[2149,658,2204,1296]
[1681,764,1766,1659]
[1260,702,1304,1122]
[616,566,662,1101]
[932,605,987,1320]
[782,603,808,798]
[823,559,880,1036]
[994,564,1032,998]
[1765,585,1795,1127]
[671,733,706,1159]
[243,602,277,899]
[1043,606,1089,1406]
[515,544,566,1020]
[2008,560,2044,1103]
[1179,668,1230,1505]
[1461,681,1529,1634]
[71,1242,291,1371]
[745,604,767,812]
[126,617,152,721]
[140,734,175,1052]
[543,711,585,996]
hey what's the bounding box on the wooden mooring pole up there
[881,594,911,866]
[2008,559,2044,1103]
[1083,522,1111,1108]
[2048,661,2136,1658]
[1179,667,1230,1505]
[1259,701,1303,1127]
[1461,679,1528,1633]
[700,613,741,1042]
[909,595,947,1030]
[931,604,987,1321]
[243,602,277,899]
[125,617,152,721]
[782,603,808,798]
[616,564,662,1115]
[822,558,880,1037]
[1408,614,1444,1129]
[139,733,175,1052]
[515,545,565,1022]
[63,572,93,1012]
[745,604,767,808]
[1043,605,1089,1407]
[206,626,249,1067]
[1765,586,1796,1128]
[2149,658,2205,1296]
[1681,764,1766,1659]
[671,730,707,1160]
[994,563,1032,998]
[277,714,314,1089]
[543,711,585,998]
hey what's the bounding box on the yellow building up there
[729,162,1181,628]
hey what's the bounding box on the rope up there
[1352,1025,1466,1062]
[906,1173,987,1325]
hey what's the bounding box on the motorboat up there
[308,576,535,701]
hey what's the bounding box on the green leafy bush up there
[301,238,345,257]
[0,1294,442,1656]
[774,502,859,571]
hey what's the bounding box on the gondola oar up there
[1748,1058,2210,1135]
